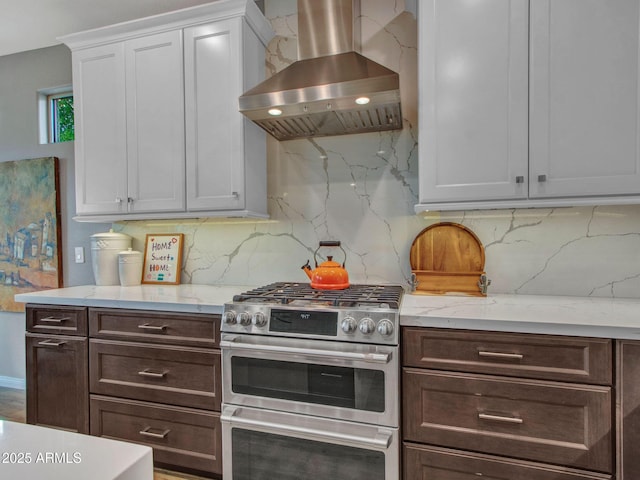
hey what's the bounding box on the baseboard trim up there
[0,376,26,390]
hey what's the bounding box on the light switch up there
[75,247,85,263]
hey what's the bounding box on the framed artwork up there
[0,157,62,312]
[142,233,184,285]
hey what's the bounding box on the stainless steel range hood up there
[239,0,402,141]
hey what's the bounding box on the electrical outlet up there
[74,247,85,263]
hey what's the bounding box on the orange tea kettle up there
[301,241,350,290]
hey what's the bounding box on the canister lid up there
[91,229,132,240]
[118,247,142,262]
[118,247,140,255]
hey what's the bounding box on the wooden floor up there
[0,387,209,480]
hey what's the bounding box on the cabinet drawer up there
[403,369,612,472]
[26,304,88,336]
[90,395,221,476]
[90,339,221,410]
[404,443,611,480]
[89,307,219,347]
[402,328,612,384]
[25,333,89,433]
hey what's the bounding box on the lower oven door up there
[221,404,398,480]
[220,333,398,427]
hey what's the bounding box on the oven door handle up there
[220,338,391,364]
[221,406,393,449]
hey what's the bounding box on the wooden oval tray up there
[410,222,488,296]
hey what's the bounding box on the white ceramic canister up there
[118,248,143,286]
[90,230,132,286]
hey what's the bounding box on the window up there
[37,85,74,144]
[49,93,74,142]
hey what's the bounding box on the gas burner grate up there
[233,282,404,309]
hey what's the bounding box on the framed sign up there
[142,233,184,285]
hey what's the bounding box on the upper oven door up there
[220,333,399,427]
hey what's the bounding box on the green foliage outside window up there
[53,96,74,142]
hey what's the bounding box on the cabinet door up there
[184,19,246,211]
[404,443,612,480]
[125,30,186,213]
[530,0,640,198]
[617,340,640,479]
[25,333,89,433]
[72,44,127,215]
[418,0,529,203]
[91,396,222,475]
[402,327,613,385]
[89,339,220,410]
[403,369,612,473]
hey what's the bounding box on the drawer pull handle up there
[137,369,167,378]
[37,339,67,347]
[139,426,170,439]
[138,323,168,332]
[40,316,70,323]
[478,413,523,424]
[478,351,523,360]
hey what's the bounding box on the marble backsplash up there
[116,0,640,300]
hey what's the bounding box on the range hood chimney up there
[239,0,402,141]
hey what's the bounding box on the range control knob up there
[223,310,237,325]
[252,312,267,327]
[238,312,252,326]
[341,316,357,333]
[358,317,376,335]
[377,319,394,337]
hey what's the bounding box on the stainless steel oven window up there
[221,405,398,480]
[221,334,399,427]
[230,356,385,411]
[232,429,385,480]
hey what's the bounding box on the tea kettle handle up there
[319,240,341,247]
[314,241,347,267]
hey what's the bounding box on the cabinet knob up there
[538,174,547,182]
[115,197,122,203]
[127,197,134,203]
[515,176,524,184]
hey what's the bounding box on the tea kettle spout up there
[301,260,313,280]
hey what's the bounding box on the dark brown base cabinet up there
[402,328,614,480]
[90,395,221,474]
[25,304,222,478]
[405,444,611,480]
[25,304,89,433]
[25,333,89,433]
[617,340,640,479]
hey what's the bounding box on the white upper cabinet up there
[61,0,274,221]
[125,31,186,214]
[184,19,265,212]
[72,43,127,215]
[529,0,640,199]
[418,0,529,204]
[417,0,640,211]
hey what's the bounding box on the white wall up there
[0,45,109,385]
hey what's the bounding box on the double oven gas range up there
[220,282,404,480]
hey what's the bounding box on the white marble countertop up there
[14,284,256,314]
[15,285,640,340]
[0,420,152,479]
[400,293,640,340]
